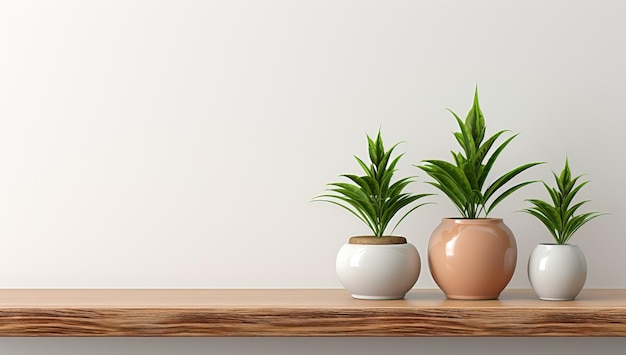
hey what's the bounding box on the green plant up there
[313,130,432,237]
[522,159,604,244]
[418,87,542,218]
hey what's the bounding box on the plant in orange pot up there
[314,130,432,299]
[418,88,542,299]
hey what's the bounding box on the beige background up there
[1,0,624,353]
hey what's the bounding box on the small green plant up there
[313,130,432,237]
[418,87,542,218]
[522,159,604,245]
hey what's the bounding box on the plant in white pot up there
[314,130,432,299]
[418,87,543,300]
[523,159,605,300]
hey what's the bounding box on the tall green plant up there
[314,131,432,237]
[419,88,542,218]
[522,159,604,245]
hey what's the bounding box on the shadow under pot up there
[428,218,517,300]
[336,236,421,300]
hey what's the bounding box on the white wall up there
[1,0,625,353]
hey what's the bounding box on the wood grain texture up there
[0,289,625,337]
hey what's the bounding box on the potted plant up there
[314,130,432,299]
[523,159,605,300]
[418,87,542,299]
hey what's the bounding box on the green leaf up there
[544,182,560,206]
[522,158,605,244]
[559,158,572,189]
[449,109,476,160]
[454,132,467,153]
[327,183,377,217]
[462,162,479,190]
[315,129,431,236]
[341,174,373,195]
[563,200,590,221]
[486,180,538,216]
[313,197,376,233]
[560,212,604,244]
[419,87,540,218]
[523,207,559,241]
[452,151,465,167]
[354,156,374,179]
[478,134,517,189]
[484,162,543,203]
[526,199,562,234]
[475,130,507,166]
[561,179,588,210]
[465,87,485,146]
[390,200,433,235]
[422,160,473,199]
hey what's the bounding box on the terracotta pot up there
[428,218,517,300]
[336,236,421,300]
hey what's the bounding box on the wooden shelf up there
[0,289,625,337]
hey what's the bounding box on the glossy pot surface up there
[336,237,420,300]
[528,243,587,301]
[428,218,517,300]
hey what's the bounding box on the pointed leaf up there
[486,180,537,215]
[484,162,543,202]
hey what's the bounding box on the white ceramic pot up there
[336,236,420,300]
[528,243,587,301]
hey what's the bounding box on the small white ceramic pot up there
[336,236,420,300]
[528,243,587,301]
